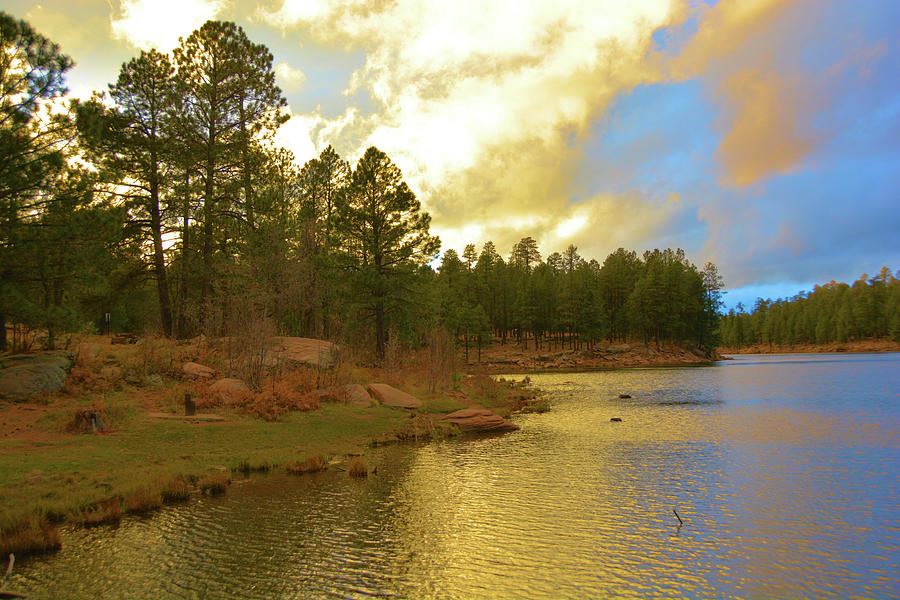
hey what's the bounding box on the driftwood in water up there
[1,554,27,599]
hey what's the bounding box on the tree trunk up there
[201,151,215,330]
[149,157,173,337]
[374,301,386,361]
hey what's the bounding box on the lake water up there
[11,353,900,599]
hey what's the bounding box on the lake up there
[11,353,900,599]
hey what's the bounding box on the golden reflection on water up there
[12,354,900,599]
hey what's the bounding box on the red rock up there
[314,384,372,407]
[183,362,215,379]
[441,408,519,432]
[367,383,422,408]
[271,337,339,368]
[209,378,250,404]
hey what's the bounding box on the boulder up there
[344,384,373,407]
[209,378,251,404]
[317,384,372,407]
[271,337,339,369]
[0,353,72,402]
[183,362,215,379]
[367,383,422,409]
[440,408,520,433]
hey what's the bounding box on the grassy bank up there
[0,337,536,557]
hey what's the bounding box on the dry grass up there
[235,368,322,421]
[348,458,368,478]
[75,499,122,527]
[123,486,163,514]
[198,473,229,495]
[0,516,62,557]
[232,459,273,474]
[159,476,191,504]
[285,455,327,475]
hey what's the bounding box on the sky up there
[4,0,899,310]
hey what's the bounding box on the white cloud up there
[264,0,680,253]
[275,61,307,89]
[110,0,226,51]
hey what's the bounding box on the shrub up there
[232,459,272,474]
[124,486,163,514]
[0,516,61,557]
[520,398,551,413]
[348,459,368,478]
[285,455,327,475]
[160,476,191,504]
[76,499,122,527]
[236,369,321,421]
[198,473,229,495]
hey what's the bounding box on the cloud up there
[110,0,226,51]
[661,0,823,187]
[263,0,681,253]
[275,61,307,90]
[715,68,813,186]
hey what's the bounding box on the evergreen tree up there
[334,146,439,360]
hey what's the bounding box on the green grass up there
[0,402,408,531]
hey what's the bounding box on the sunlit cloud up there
[275,61,307,90]
[263,0,681,253]
[110,0,226,51]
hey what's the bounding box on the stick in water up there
[673,509,683,526]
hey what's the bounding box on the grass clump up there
[75,499,122,527]
[285,455,327,475]
[0,516,62,557]
[232,459,273,474]
[520,398,551,413]
[160,476,191,504]
[123,486,163,514]
[198,473,229,495]
[348,459,368,478]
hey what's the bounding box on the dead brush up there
[75,499,122,527]
[348,458,369,478]
[121,336,179,380]
[236,368,321,421]
[0,516,62,557]
[159,476,191,504]
[285,455,327,475]
[123,486,163,514]
[198,473,229,495]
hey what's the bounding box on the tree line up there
[720,268,900,348]
[0,12,722,360]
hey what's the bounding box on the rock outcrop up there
[183,362,215,379]
[271,337,338,369]
[209,378,251,404]
[0,353,72,402]
[316,384,373,407]
[367,383,422,408]
[440,408,519,433]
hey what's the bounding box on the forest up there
[0,13,723,362]
[720,268,900,348]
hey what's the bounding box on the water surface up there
[12,353,900,598]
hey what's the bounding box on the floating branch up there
[673,509,683,526]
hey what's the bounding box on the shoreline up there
[719,339,900,355]
[0,338,714,558]
[0,358,538,558]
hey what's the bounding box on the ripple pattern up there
[11,353,900,599]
